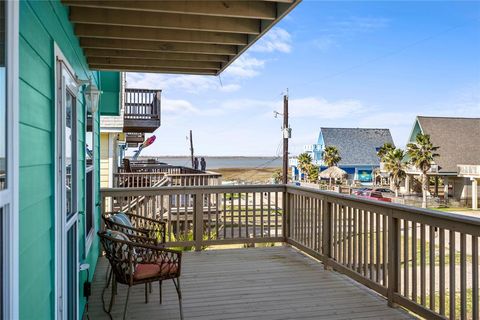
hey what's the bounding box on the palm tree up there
[322,146,341,186]
[323,146,341,167]
[297,152,312,181]
[407,133,440,208]
[383,148,407,197]
[306,163,319,183]
[377,142,395,161]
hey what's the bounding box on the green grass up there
[429,207,474,212]
[426,288,473,319]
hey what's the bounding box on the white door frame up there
[0,1,19,319]
[54,44,80,320]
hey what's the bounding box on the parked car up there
[352,187,372,196]
[358,191,392,202]
[372,187,395,198]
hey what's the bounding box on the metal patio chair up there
[98,231,183,320]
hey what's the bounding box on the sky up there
[127,1,480,157]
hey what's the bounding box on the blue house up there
[291,128,395,183]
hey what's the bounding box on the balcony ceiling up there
[63,0,301,75]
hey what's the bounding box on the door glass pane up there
[86,170,93,236]
[65,91,74,218]
[0,0,6,191]
[86,113,93,167]
[67,225,77,320]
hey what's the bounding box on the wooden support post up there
[387,211,400,307]
[194,194,203,252]
[472,178,478,210]
[282,94,289,184]
[322,200,332,270]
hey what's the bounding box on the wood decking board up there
[88,246,415,319]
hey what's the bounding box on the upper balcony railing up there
[123,88,161,133]
[458,164,480,178]
[100,184,480,320]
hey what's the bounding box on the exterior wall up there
[452,177,480,201]
[19,1,102,318]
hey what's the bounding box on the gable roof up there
[320,128,394,166]
[413,116,480,173]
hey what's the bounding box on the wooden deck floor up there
[88,246,415,320]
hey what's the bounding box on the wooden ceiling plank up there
[88,57,221,70]
[75,24,248,46]
[89,64,218,75]
[63,1,277,20]
[80,38,238,55]
[69,7,260,35]
[84,49,230,62]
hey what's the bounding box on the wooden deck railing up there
[100,184,479,320]
[113,171,222,188]
[124,88,160,121]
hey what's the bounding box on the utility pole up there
[282,92,289,184]
[189,130,194,168]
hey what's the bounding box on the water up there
[142,156,282,169]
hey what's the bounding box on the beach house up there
[405,116,480,208]
[291,128,395,183]
[2,2,478,320]
[2,1,300,318]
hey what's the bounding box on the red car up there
[358,190,392,202]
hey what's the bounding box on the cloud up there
[224,55,266,78]
[127,55,267,94]
[250,27,292,53]
[127,73,241,94]
[162,98,199,116]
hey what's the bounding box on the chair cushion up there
[112,212,133,228]
[133,261,178,280]
[107,229,130,241]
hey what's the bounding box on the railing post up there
[194,193,203,252]
[283,186,290,241]
[322,199,333,270]
[387,210,400,307]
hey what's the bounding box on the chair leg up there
[123,286,131,320]
[159,280,163,304]
[173,278,183,320]
[102,268,113,313]
[144,283,149,303]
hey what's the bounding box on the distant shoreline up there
[137,156,282,169]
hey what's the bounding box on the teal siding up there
[99,72,121,116]
[19,1,110,319]
[409,119,423,143]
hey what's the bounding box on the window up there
[56,48,79,320]
[85,111,94,251]
[0,1,19,318]
[0,0,6,192]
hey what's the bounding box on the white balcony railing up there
[458,164,480,177]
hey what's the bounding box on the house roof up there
[414,116,480,173]
[62,0,301,75]
[320,128,394,166]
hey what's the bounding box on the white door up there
[56,49,79,320]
